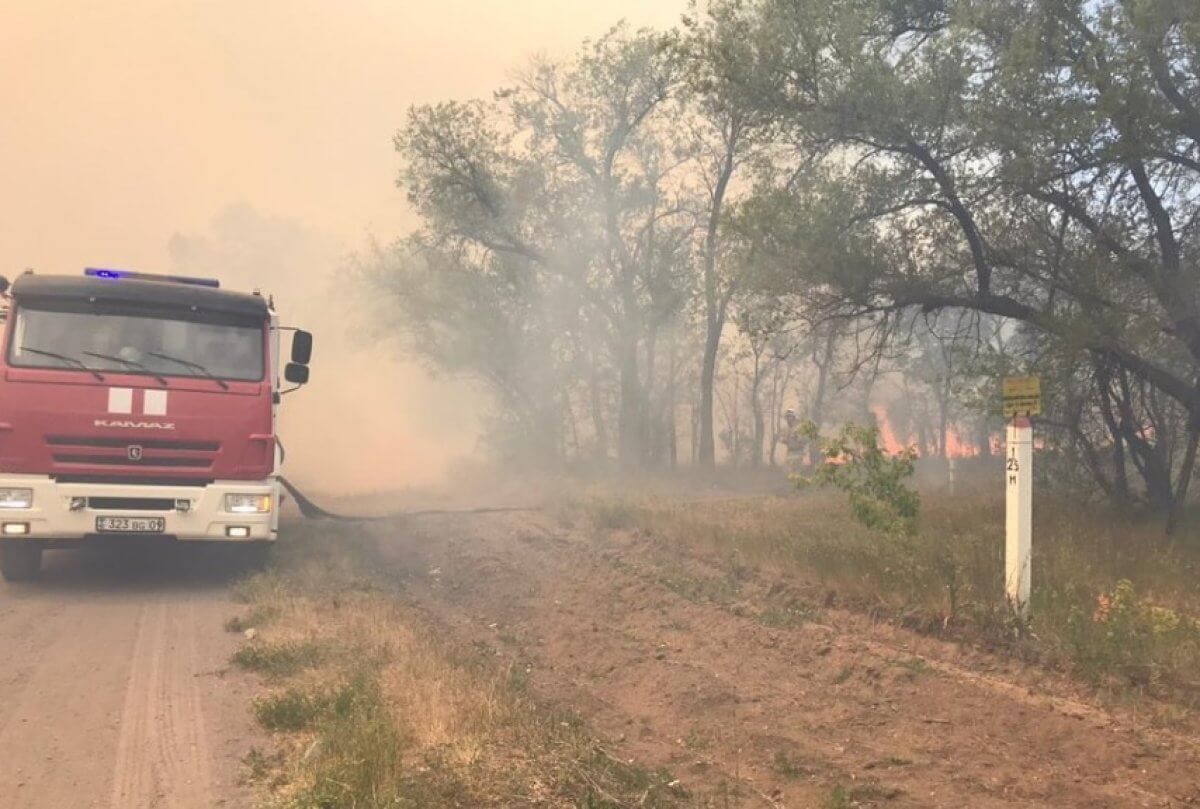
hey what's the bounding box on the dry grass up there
[565,487,1200,705]
[230,521,684,808]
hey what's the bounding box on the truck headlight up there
[0,488,33,509]
[225,494,272,514]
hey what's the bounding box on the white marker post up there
[1005,417,1032,618]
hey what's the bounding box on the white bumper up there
[0,475,279,542]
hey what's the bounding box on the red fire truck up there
[0,268,312,580]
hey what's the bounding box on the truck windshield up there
[7,305,265,382]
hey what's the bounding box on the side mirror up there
[284,363,310,385]
[291,330,313,365]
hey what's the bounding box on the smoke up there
[0,0,693,493]
[168,205,480,494]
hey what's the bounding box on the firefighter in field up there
[781,409,807,463]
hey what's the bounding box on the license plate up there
[95,516,166,534]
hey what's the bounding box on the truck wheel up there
[0,544,42,582]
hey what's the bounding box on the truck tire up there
[0,544,42,582]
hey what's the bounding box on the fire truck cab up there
[0,269,312,581]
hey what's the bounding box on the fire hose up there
[277,476,536,522]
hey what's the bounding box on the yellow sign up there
[1003,376,1041,418]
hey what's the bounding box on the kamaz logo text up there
[93,419,177,430]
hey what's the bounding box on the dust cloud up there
[0,0,689,493]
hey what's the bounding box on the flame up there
[871,405,980,458]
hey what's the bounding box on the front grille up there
[46,436,219,452]
[45,435,221,472]
[55,475,214,486]
[87,497,176,511]
[51,454,211,468]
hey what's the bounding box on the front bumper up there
[0,475,278,542]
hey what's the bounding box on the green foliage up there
[795,421,920,536]
[1062,579,1200,688]
[370,24,697,469]
[254,685,333,732]
[285,675,408,809]
[705,0,1200,515]
[232,640,326,679]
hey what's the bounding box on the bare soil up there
[0,545,264,809]
[369,510,1200,808]
[7,509,1200,808]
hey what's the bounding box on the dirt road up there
[372,510,1200,808]
[0,546,261,809]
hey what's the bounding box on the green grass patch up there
[254,685,332,732]
[232,640,326,678]
[280,674,409,807]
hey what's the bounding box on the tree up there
[710,0,1200,522]
[381,26,697,468]
[677,7,774,469]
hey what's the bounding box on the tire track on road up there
[110,597,214,809]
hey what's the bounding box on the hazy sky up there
[0,1,689,490]
[1,1,688,271]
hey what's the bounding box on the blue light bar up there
[84,268,220,288]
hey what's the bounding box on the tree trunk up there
[938,380,950,460]
[691,403,699,465]
[667,331,678,469]
[643,323,660,467]
[975,417,992,457]
[698,314,722,468]
[1096,363,1131,505]
[750,357,765,469]
[697,140,737,469]
[1167,424,1200,535]
[588,354,608,463]
[617,337,644,468]
[565,394,580,462]
[731,373,740,467]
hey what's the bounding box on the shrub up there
[1063,579,1200,687]
[796,422,920,536]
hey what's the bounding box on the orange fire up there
[872,406,979,458]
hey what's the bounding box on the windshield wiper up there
[146,351,229,390]
[18,347,105,381]
[83,351,169,386]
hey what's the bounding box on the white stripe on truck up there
[143,389,168,416]
[107,388,133,414]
